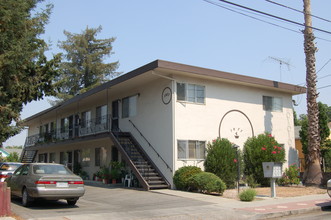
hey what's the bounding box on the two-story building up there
[21,60,305,190]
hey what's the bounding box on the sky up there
[4,0,331,147]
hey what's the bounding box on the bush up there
[277,164,300,186]
[173,166,202,191]
[243,133,285,186]
[188,172,226,194]
[245,175,259,188]
[239,188,257,201]
[204,138,242,188]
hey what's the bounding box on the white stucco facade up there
[22,60,304,188]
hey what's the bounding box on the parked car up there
[327,179,331,198]
[0,162,23,182]
[6,163,85,207]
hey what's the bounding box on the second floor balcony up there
[24,115,112,147]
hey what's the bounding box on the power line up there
[202,0,331,42]
[265,0,331,23]
[203,0,301,33]
[215,0,331,35]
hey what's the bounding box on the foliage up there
[243,133,285,186]
[100,165,111,180]
[0,0,60,143]
[300,102,330,155]
[239,189,257,202]
[3,152,20,162]
[187,172,226,195]
[204,138,242,188]
[322,145,331,172]
[277,164,300,186]
[110,161,124,180]
[173,166,202,191]
[53,26,119,103]
[245,175,259,188]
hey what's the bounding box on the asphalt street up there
[11,185,248,220]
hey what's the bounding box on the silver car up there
[6,163,85,207]
[0,162,23,182]
[327,179,331,198]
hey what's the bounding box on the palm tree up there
[302,0,322,186]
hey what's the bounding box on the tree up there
[0,0,60,144]
[54,26,119,102]
[4,152,20,162]
[302,0,322,186]
[204,138,241,188]
[300,102,330,155]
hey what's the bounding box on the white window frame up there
[122,95,138,118]
[263,96,283,112]
[177,140,205,160]
[177,82,205,104]
[96,105,107,124]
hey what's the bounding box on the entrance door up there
[111,100,119,131]
[67,151,73,171]
[68,115,74,138]
[74,114,80,137]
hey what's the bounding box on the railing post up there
[0,182,11,217]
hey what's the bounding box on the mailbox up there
[262,162,283,178]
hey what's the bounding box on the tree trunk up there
[302,0,322,186]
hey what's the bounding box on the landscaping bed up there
[223,186,326,199]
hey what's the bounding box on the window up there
[81,149,91,167]
[95,148,101,166]
[177,140,205,160]
[96,105,107,124]
[122,95,137,118]
[81,111,91,128]
[177,83,205,104]
[263,96,283,112]
[49,153,56,163]
[60,118,69,133]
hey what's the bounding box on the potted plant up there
[100,165,111,184]
[110,161,124,184]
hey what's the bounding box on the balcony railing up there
[25,115,111,147]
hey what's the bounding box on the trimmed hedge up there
[173,166,202,190]
[188,172,226,195]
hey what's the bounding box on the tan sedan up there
[6,163,85,207]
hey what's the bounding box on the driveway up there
[11,185,242,220]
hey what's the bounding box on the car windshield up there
[0,163,21,171]
[32,164,72,175]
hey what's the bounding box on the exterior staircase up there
[20,149,38,163]
[110,132,170,190]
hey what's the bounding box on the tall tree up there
[0,0,60,144]
[300,102,330,155]
[302,0,322,186]
[54,26,119,102]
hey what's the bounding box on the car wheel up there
[22,188,32,207]
[67,198,78,206]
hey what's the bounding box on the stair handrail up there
[128,120,172,173]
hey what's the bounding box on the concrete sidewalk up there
[154,189,331,219]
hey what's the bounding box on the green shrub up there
[243,133,285,186]
[245,175,259,188]
[239,188,257,201]
[277,164,300,186]
[204,138,242,188]
[173,166,202,190]
[188,172,226,194]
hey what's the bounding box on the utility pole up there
[302,0,322,186]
